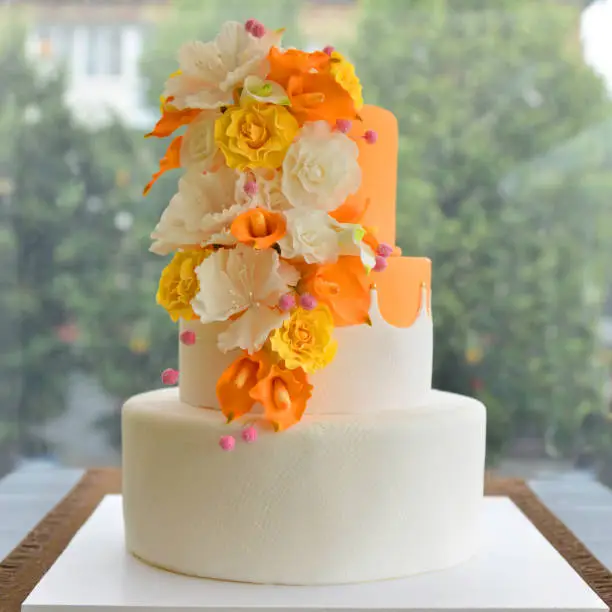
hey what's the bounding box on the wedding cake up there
[122,20,486,586]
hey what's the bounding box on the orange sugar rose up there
[285,72,357,126]
[230,208,287,250]
[249,364,312,431]
[216,351,271,422]
[266,47,330,88]
[300,256,372,327]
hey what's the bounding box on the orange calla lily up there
[267,47,330,88]
[216,351,271,422]
[146,105,201,139]
[300,256,371,327]
[286,72,357,125]
[230,208,287,249]
[249,364,312,431]
[143,136,183,196]
[331,196,371,225]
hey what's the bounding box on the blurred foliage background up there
[354,0,612,461]
[0,0,611,474]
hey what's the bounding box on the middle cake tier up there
[179,256,432,414]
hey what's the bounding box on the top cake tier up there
[347,105,398,246]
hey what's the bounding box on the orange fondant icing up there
[346,105,398,246]
[374,257,431,328]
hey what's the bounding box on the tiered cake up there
[122,20,486,586]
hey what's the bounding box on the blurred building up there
[13,1,171,129]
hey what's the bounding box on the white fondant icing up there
[178,319,239,409]
[122,388,486,585]
[308,287,432,414]
[179,287,433,414]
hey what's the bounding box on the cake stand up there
[22,495,608,612]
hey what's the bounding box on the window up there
[34,24,74,65]
[85,26,123,76]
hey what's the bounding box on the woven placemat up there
[0,469,610,611]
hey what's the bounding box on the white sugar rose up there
[150,166,244,255]
[180,111,222,172]
[281,121,361,212]
[192,244,299,353]
[279,209,340,264]
[164,21,282,110]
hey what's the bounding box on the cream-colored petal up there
[192,250,248,323]
[249,249,295,304]
[177,40,224,79]
[203,229,237,247]
[200,202,250,238]
[278,260,300,287]
[217,305,288,353]
[150,192,205,254]
[180,166,237,219]
[216,22,270,91]
[180,112,220,171]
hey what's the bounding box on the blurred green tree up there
[353,0,612,460]
[0,25,151,456]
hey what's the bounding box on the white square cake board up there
[22,495,607,612]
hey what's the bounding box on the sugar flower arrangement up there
[146,20,393,435]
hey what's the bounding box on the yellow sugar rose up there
[156,249,210,322]
[329,51,363,110]
[214,102,299,171]
[270,304,337,374]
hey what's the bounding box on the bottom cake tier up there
[122,388,486,585]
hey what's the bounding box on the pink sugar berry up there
[323,45,335,56]
[363,129,378,144]
[250,21,266,38]
[373,255,388,272]
[180,330,196,346]
[335,118,352,134]
[279,293,296,312]
[299,293,317,311]
[242,426,258,443]
[243,180,258,197]
[376,243,393,258]
[219,435,236,451]
[161,368,179,385]
[245,18,257,32]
